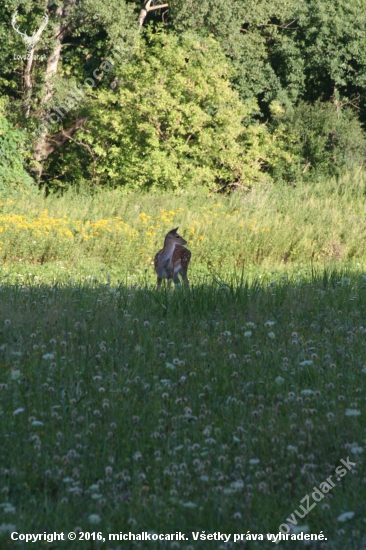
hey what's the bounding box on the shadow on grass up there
[0,266,365,545]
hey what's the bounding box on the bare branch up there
[138,0,169,27]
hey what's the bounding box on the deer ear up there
[172,227,179,233]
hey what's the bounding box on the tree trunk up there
[24,49,35,118]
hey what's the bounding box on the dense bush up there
[268,100,366,183]
[78,31,278,191]
[0,105,34,191]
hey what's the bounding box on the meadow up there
[0,171,366,282]
[0,175,366,549]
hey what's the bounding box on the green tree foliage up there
[0,100,34,190]
[1,0,366,188]
[79,31,276,191]
[268,101,366,183]
[168,0,366,119]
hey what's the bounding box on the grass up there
[0,170,366,275]
[0,174,366,548]
[0,267,365,549]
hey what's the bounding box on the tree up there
[167,0,366,120]
[1,0,140,177]
[80,31,274,190]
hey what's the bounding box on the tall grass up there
[0,268,364,548]
[0,171,366,277]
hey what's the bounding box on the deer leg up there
[181,271,189,288]
[157,277,162,290]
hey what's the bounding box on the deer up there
[154,227,191,289]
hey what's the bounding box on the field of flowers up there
[0,267,365,549]
[0,177,366,548]
[0,171,366,279]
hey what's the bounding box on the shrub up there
[0,103,34,191]
[268,100,366,183]
[82,30,275,191]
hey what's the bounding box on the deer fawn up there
[154,227,191,289]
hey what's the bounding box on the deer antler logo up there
[11,11,49,54]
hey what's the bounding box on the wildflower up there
[268,332,275,339]
[4,320,10,326]
[42,353,54,360]
[88,514,101,524]
[337,511,355,522]
[249,458,260,465]
[244,331,252,337]
[350,445,363,454]
[299,360,313,366]
[275,376,285,385]
[264,321,275,327]
[13,408,25,416]
[345,409,361,416]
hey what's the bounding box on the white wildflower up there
[345,409,361,416]
[182,501,197,508]
[88,514,101,524]
[337,511,355,522]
